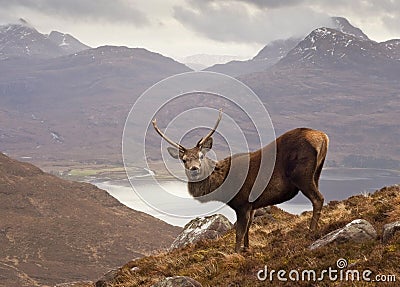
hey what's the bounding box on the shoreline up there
[90,167,399,227]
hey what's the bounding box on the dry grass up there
[109,185,400,287]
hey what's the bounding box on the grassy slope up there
[108,185,399,286]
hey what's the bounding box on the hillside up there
[0,43,192,166]
[104,185,400,286]
[239,67,400,166]
[0,153,181,286]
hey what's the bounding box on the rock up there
[151,276,202,287]
[170,214,233,250]
[130,266,140,272]
[382,221,400,243]
[95,268,120,287]
[252,206,276,224]
[310,219,377,250]
[254,206,272,218]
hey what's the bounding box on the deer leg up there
[235,208,252,252]
[308,159,326,231]
[290,157,324,233]
[300,183,324,232]
[313,158,325,187]
[243,210,255,250]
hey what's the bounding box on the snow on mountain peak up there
[0,21,90,59]
[312,27,335,39]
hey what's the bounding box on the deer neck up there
[187,157,231,198]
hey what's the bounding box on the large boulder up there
[95,268,120,287]
[382,221,400,243]
[151,276,202,287]
[310,219,377,250]
[170,214,233,250]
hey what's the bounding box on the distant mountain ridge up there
[0,17,399,169]
[237,21,400,163]
[205,16,381,77]
[278,27,400,77]
[205,38,300,76]
[48,30,91,55]
[0,18,90,59]
[0,29,192,165]
[182,54,246,70]
[381,38,400,60]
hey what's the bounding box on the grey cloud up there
[383,15,400,34]
[0,0,149,25]
[174,0,400,44]
[173,1,331,44]
[316,0,400,34]
[234,0,400,12]
[188,0,306,9]
[231,0,306,9]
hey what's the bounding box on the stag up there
[152,110,329,252]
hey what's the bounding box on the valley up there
[1,17,399,171]
[0,14,399,287]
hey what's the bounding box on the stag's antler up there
[152,119,186,151]
[197,108,223,147]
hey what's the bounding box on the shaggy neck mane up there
[187,157,231,198]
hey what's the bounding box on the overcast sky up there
[1,0,400,59]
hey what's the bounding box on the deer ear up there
[201,137,213,153]
[167,147,181,159]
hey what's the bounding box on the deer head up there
[152,109,222,182]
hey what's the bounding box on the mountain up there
[1,18,399,169]
[0,152,181,286]
[0,19,89,59]
[0,44,192,166]
[234,16,399,163]
[277,27,400,77]
[252,38,301,61]
[205,38,299,77]
[182,54,247,71]
[47,30,91,55]
[381,38,400,60]
[238,26,400,165]
[204,16,373,77]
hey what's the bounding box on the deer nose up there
[190,166,199,171]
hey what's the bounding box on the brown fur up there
[163,127,329,252]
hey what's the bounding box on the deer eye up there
[199,153,204,160]
[182,158,187,164]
